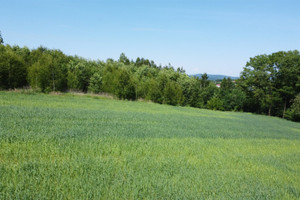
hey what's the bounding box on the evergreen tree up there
[0,31,3,44]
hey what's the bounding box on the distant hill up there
[190,74,239,81]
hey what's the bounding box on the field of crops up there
[1,91,300,199]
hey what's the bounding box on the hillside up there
[0,91,300,199]
[1,42,299,121]
[191,74,239,80]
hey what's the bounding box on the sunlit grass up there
[0,91,300,199]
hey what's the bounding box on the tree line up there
[0,32,299,121]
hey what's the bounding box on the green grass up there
[0,91,300,199]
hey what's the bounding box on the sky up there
[1,0,300,76]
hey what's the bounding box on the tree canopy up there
[238,50,300,120]
[0,31,3,44]
[0,37,299,121]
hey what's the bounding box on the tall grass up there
[0,91,300,199]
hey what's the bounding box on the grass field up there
[1,91,300,199]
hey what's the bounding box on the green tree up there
[66,60,81,90]
[116,67,135,100]
[101,61,119,93]
[239,54,276,115]
[219,78,246,111]
[271,51,300,118]
[66,57,97,92]
[134,65,159,99]
[177,74,193,106]
[118,53,130,65]
[27,62,41,89]
[200,73,210,88]
[49,50,68,91]
[220,78,234,91]
[200,82,218,107]
[147,78,162,103]
[207,96,224,111]
[285,94,300,122]
[27,48,69,92]
[27,53,52,92]
[88,72,102,93]
[0,45,27,89]
[188,77,203,108]
[163,81,183,105]
[239,50,300,118]
[228,88,246,111]
[0,31,3,44]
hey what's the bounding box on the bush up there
[88,72,102,93]
[207,96,224,111]
[285,94,300,122]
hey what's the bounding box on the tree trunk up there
[282,99,287,119]
[268,105,272,116]
[136,83,138,100]
[52,71,55,91]
[8,65,11,89]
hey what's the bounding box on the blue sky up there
[1,0,300,76]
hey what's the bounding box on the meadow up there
[0,91,300,199]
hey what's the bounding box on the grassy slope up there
[0,91,300,199]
